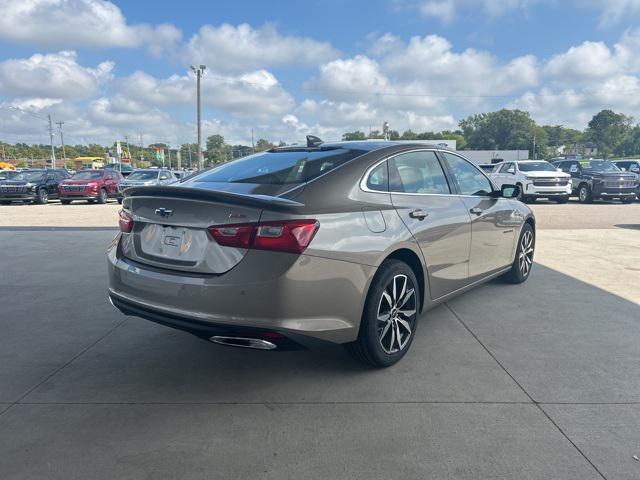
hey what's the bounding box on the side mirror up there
[556,168,562,172]
[501,184,520,199]
[620,167,626,171]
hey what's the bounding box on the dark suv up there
[58,169,123,204]
[552,159,638,203]
[0,169,70,204]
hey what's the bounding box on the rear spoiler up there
[124,185,304,210]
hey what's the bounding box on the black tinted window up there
[193,148,364,187]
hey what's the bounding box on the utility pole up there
[187,143,193,169]
[48,114,56,169]
[56,121,66,164]
[251,128,255,153]
[190,65,206,170]
[138,133,144,165]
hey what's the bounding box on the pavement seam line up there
[0,317,128,420]
[445,302,609,480]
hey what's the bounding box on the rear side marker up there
[208,220,319,254]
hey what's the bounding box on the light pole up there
[190,64,206,170]
[56,121,66,164]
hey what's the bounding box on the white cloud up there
[185,23,339,73]
[379,34,539,96]
[597,0,640,26]
[0,51,113,99]
[420,1,456,23]
[118,69,295,118]
[0,0,181,54]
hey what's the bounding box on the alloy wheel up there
[376,274,417,354]
[579,186,588,202]
[518,230,534,277]
[39,189,48,203]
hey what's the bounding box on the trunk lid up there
[120,186,303,275]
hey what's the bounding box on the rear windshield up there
[189,147,365,195]
[518,162,556,172]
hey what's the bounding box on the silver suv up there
[117,169,176,204]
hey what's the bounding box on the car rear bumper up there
[107,235,374,345]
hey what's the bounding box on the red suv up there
[58,169,123,204]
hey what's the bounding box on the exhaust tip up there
[209,335,277,350]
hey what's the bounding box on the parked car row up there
[0,167,187,205]
[485,159,639,203]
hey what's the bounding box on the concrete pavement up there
[0,205,639,479]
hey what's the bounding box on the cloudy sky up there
[1,0,640,147]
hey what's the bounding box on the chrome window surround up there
[360,149,497,199]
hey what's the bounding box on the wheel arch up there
[382,248,427,313]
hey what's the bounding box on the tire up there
[35,188,49,204]
[515,183,524,202]
[554,196,569,204]
[621,197,634,204]
[345,259,420,368]
[60,199,71,205]
[117,198,123,204]
[578,184,592,203]
[97,188,108,204]
[0,201,10,205]
[501,223,535,284]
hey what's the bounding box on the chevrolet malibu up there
[108,139,535,367]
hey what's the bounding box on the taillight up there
[208,220,319,254]
[118,209,134,233]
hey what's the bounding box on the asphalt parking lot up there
[0,202,638,479]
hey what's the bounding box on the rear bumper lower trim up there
[108,291,334,350]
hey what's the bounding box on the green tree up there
[459,109,537,155]
[616,125,640,157]
[254,139,274,152]
[205,134,232,164]
[342,131,367,141]
[585,109,632,158]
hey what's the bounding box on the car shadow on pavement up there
[6,263,637,407]
[615,223,640,230]
[2,260,640,480]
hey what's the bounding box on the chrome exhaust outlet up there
[209,336,277,350]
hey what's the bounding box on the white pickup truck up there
[489,160,572,203]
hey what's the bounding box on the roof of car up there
[272,140,456,153]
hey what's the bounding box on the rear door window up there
[389,151,450,194]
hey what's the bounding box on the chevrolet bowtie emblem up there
[155,208,174,218]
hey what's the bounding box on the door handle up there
[409,209,428,220]
[470,207,484,215]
